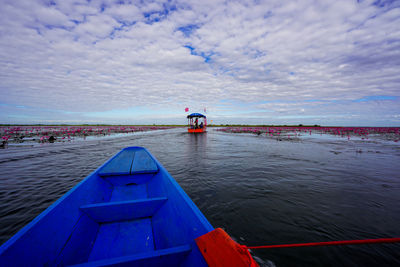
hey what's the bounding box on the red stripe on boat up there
[195,228,259,267]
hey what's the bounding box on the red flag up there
[185,107,189,112]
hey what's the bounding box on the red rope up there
[245,237,400,250]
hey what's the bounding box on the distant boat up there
[0,147,258,266]
[187,113,207,133]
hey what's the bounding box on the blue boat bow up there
[0,147,213,266]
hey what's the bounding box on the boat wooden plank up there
[110,184,148,201]
[98,149,135,176]
[131,149,158,174]
[88,218,154,261]
[102,174,154,187]
[72,245,192,267]
[80,198,167,223]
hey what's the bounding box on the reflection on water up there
[1,128,400,266]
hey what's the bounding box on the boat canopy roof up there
[187,113,206,118]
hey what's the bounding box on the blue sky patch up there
[177,24,199,37]
[184,45,195,54]
[143,11,165,24]
[70,19,82,25]
[354,95,397,102]
[372,0,397,7]
[143,3,176,25]
[100,3,106,12]
[184,45,214,63]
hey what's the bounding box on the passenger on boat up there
[195,118,198,129]
[199,122,203,128]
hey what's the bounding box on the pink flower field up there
[217,126,400,142]
[0,126,174,144]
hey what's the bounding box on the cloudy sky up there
[0,0,399,126]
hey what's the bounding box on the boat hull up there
[0,147,213,266]
[188,128,206,133]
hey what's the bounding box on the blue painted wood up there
[110,184,148,201]
[88,218,154,261]
[103,174,154,186]
[0,147,213,266]
[149,171,212,250]
[0,174,112,266]
[98,149,135,176]
[98,147,158,177]
[80,198,167,223]
[54,213,100,266]
[72,245,192,267]
[131,149,158,174]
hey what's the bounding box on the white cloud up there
[105,4,142,22]
[0,0,399,125]
[34,6,74,27]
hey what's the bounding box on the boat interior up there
[0,147,213,266]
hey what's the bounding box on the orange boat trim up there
[188,128,206,133]
[195,228,259,267]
